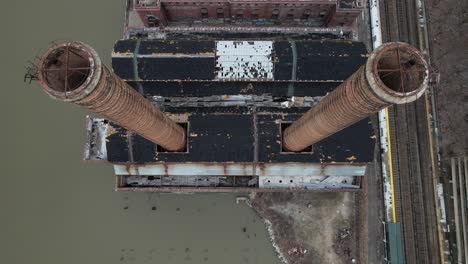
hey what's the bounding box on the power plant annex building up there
[33,0,428,192]
[132,0,364,27]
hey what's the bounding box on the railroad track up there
[380,0,441,263]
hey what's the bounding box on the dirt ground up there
[426,0,468,157]
[251,192,359,264]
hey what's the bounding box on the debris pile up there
[287,247,307,256]
[333,227,353,259]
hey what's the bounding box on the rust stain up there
[112,51,133,56]
[258,163,266,173]
[124,163,132,175]
[241,164,249,176]
[320,163,326,176]
[240,83,254,93]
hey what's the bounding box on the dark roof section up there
[107,38,375,165]
[295,40,366,80]
[112,58,135,80]
[139,40,215,55]
[273,41,293,80]
[106,126,130,162]
[138,57,216,80]
[106,106,375,163]
[113,39,137,53]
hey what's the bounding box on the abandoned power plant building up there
[36,39,428,192]
[133,0,364,27]
[106,39,374,191]
[34,1,428,192]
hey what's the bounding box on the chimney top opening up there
[40,45,93,93]
[376,46,426,95]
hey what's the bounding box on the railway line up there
[379,0,441,262]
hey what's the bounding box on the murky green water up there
[0,1,280,263]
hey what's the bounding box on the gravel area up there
[427,0,468,157]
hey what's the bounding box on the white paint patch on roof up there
[215,41,273,80]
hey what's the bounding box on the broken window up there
[236,10,244,19]
[201,8,208,19]
[271,9,279,19]
[251,10,259,20]
[302,9,311,20]
[147,15,159,27]
[286,9,295,20]
[217,8,224,18]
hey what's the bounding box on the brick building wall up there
[133,0,363,27]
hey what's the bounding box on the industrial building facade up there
[133,0,364,27]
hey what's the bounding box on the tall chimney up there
[283,42,428,152]
[37,41,186,151]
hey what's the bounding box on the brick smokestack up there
[37,41,186,151]
[283,42,429,152]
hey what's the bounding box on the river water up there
[0,1,280,263]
